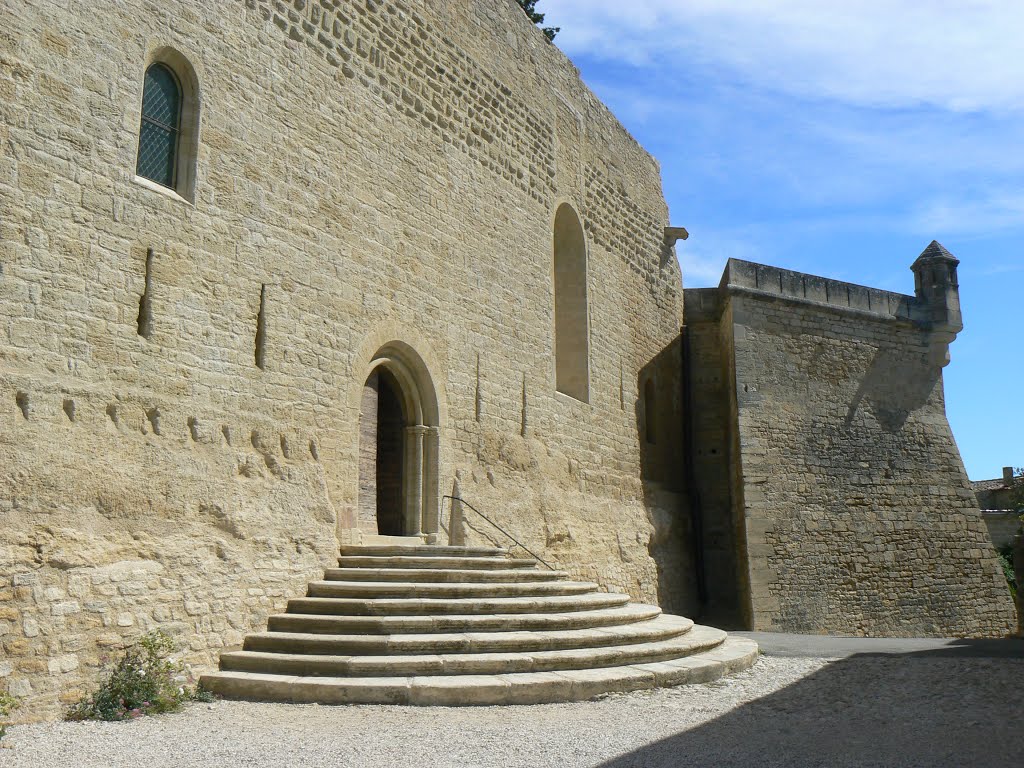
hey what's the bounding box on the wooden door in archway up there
[358,368,407,536]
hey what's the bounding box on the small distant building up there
[972,467,1022,548]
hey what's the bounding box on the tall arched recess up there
[553,203,590,402]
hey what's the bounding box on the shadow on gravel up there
[599,640,1024,768]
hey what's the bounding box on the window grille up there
[136,63,181,188]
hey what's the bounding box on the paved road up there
[735,631,1024,658]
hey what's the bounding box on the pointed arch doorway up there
[357,343,441,542]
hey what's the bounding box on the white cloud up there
[912,191,1024,235]
[543,0,1024,112]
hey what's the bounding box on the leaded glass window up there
[136,64,181,188]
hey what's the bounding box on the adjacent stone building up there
[0,0,1015,718]
[973,468,1022,549]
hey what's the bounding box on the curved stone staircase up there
[200,544,758,705]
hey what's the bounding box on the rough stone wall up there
[0,401,337,716]
[685,260,1017,637]
[1,0,691,718]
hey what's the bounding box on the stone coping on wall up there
[684,259,929,326]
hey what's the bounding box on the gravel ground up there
[3,654,1022,768]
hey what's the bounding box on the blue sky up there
[541,0,1023,481]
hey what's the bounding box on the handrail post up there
[449,480,466,546]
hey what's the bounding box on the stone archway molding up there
[349,324,446,544]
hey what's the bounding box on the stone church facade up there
[0,0,1014,718]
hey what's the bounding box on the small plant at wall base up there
[516,0,559,41]
[0,690,21,740]
[66,631,213,722]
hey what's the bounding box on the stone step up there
[340,545,509,558]
[241,615,690,657]
[306,580,598,600]
[337,555,538,570]
[201,635,760,705]
[266,603,663,635]
[285,592,632,616]
[323,567,567,583]
[221,624,723,677]
[355,535,428,548]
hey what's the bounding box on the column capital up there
[406,425,430,437]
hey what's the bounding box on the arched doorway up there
[356,344,441,541]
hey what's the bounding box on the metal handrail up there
[442,495,557,571]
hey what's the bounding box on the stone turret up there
[912,240,962,366]
[912,240,963,334]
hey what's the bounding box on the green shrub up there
[66,631,213,722]
[997,544,1017,599]
[0,690,20,740]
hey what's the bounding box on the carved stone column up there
[404,425,428,536]
[422,426,441,543]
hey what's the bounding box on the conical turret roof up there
[913,240,958,266]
